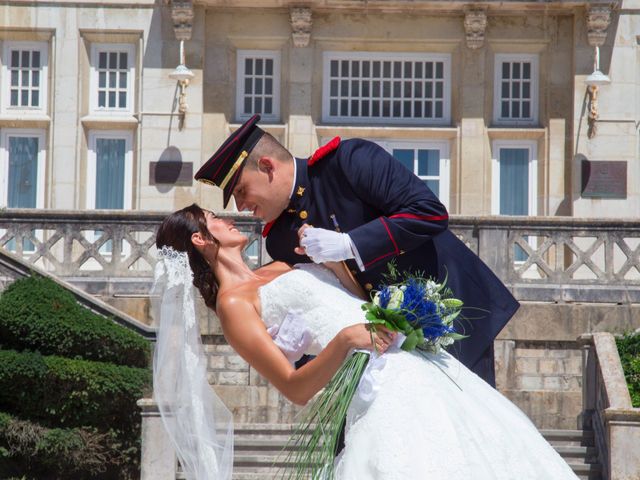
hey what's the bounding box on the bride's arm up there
[216,296,385,406]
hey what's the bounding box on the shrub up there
[0,411,138,480]
[616,332,640,408]
[0,349,151,431]
[0,275,150,368]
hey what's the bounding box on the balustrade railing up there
[1,210,638,303]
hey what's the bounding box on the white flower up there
[387,286,404,310]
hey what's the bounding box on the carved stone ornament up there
[586,4,613,47]
[463,6,488,50]
[290,7,312,48]
[171,0,194,42]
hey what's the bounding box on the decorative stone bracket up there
[290,7,312,48]
[170,0,194,42]
[586,3,615,47]
[464,5,488,50]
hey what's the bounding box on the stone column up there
[287,7,315,156]
[137,398,176,480]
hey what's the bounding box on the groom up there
[195,114,519,387]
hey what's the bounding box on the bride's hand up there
[340,324,396,353]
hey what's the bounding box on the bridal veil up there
[151,246,234,480]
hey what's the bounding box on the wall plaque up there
[150,161,193,186]
[581,160,627,199]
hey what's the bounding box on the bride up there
[153,203,579,480]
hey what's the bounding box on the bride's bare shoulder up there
[216,287,256,316]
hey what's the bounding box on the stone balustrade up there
[1,210,638,304]
[578,332,640,480]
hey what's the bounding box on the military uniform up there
[263,137,519,386]
[195,114,519,387]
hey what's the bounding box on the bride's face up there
[203,210,247,248]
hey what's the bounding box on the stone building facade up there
[0,0,637,219]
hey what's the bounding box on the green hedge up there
[0,411,138,479]
[616,332,640,408]
[0,349,151,431]
[0,275,150,368]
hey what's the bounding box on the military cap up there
[195,114,265,208]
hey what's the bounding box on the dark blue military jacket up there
[265,138,519,378]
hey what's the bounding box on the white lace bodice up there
[259,264,366,355]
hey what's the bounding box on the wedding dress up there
[260,264,579,480]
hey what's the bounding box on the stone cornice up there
[195,0,618,15]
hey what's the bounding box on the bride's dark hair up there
[156,203,220,309]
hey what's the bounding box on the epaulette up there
[262,220,275,238]
[308,136,341,166]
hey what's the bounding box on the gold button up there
[365,283,373,291]
[299,210,308,220]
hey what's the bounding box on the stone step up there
[568,461,603,480]
[554,445,599,462]
[540,429,596,447]
[180,425,603,480]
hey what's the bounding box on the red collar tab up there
[308,137,341,166]
[262,220,275,238]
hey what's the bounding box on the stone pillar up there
[137,398,176,480]
[547,119,566,216]
[287,7,315,157]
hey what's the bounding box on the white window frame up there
[89,43,136,116]
[491,140,538,216]
[0,128,46,209]
[372,139,450,209]
[493,54,539,126]
[1,41,49,115]
[86,130,133,211]
[0,129,46,253]
[236,50,281,122]
[322,51,451,125]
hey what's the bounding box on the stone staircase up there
[541,429,602,480]
[178,424,604,480]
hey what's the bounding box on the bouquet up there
[279,265,465,479]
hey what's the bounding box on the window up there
[0,129,46,252]
[323,52,451,125]
[493,54,538,125]
[90,44,135,115]
[376,140,450,209]
[87,131,133,210]
[1,41,48,114]
[87,131,133,253]
[492,140,538,260]
[236,50,281,122]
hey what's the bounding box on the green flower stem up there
[278,352,370,479]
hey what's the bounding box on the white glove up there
[300,227,355,263]
[267,310,312,364]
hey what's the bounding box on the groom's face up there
[232,157,291,222]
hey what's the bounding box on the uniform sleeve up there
[336,139,449,271]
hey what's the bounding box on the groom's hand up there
[295,225,356,263]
